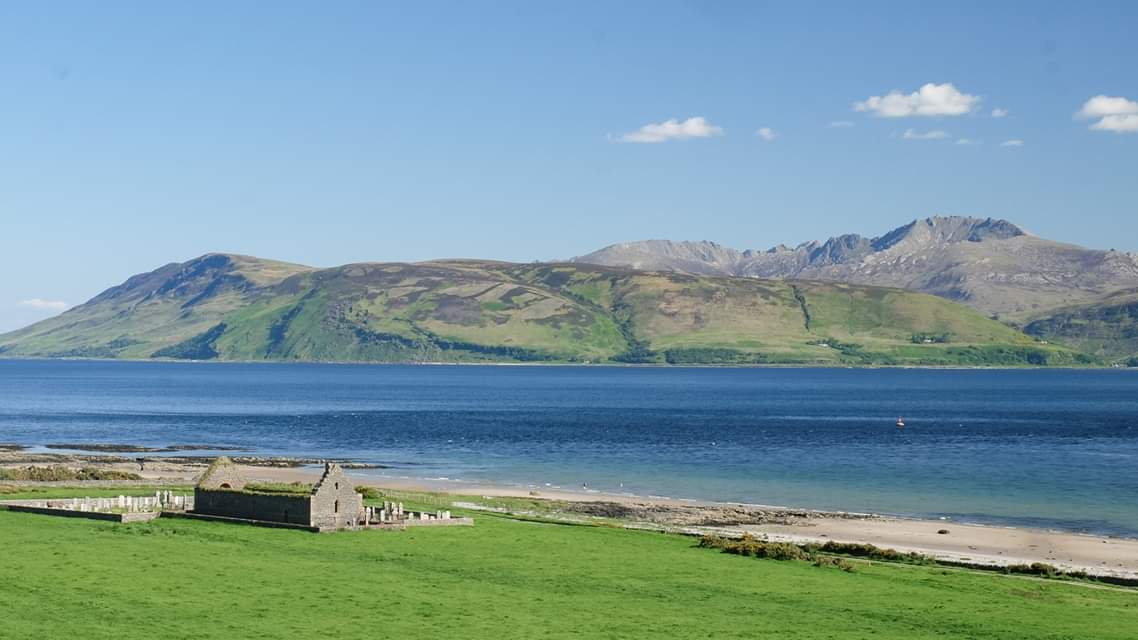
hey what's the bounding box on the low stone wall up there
[2,504,160,523]
[193,488,311,525]
[400,516,474,528]
[166,511,319,532]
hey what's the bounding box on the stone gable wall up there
[310,464,364,530]
[196,458,249,491]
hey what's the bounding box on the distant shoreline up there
[0,355,1131,371]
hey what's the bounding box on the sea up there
[2,359,1136,536]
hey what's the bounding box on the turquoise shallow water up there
[2,360,1137,535]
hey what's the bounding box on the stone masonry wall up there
[196,457,249,491]
[193,489,311,525]
[309,464,364,530]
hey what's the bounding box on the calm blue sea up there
[2,360,1137,536]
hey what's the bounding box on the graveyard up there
[0,482,1135,639]
[0,457,472,532]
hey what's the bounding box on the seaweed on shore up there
[0,466,143,482]
[143,455,388,469]
[45,443,246,453]
[561,500,871,527]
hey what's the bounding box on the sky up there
[1,1,1136,331]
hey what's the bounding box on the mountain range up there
[0,254,1082,367]
[573,216,1138,360]
[574,216,1138,320]
[1,215,1135,366]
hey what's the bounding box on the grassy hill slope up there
[1024,289,1138,364]
[0,254,1088,366]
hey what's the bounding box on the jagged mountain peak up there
[572,216,1138,320]
[871,216,1026,252]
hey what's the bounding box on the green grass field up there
[1,499,1134,639]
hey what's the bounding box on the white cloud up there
[854,83,980,117]
[991,108,1009,118]
[1000,139,1024,147]
[955,138,981,145]
[1076,96,1138,134]
[1076,95,1138,119]
[901,128,950,140]
[1090,114,1138,133]
[828,120,855,128]
[614,116,724,143]
[17,298,69,311]
[756,127,777,141]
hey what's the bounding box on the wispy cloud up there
[991,108,1009,118]
[1076,96,1138,134]
[1000,139,1024,147]
[613,116,724,143]
[17,298,69,311]
[755,127,777,142]
[955,138,981,146]
[828,120,855,128]
[901,128,950,140]
[854,83,980,117]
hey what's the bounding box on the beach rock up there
[561,501,878,527]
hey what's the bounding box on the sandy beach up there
[5,452,1136,581]
[213,463,1138,580]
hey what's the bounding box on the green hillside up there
[0,253,1090,366]
[1024,289,1138,364]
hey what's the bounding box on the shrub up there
[698,535,728,549]
[700,534,1111,584]
[819,541,936,565]
[704,534,812,561]
[355,485,382,500]
[813,556,857,572]
[664,348,762,365]
[1004,563,1059,578]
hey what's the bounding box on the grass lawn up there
[0,484,192,499]
[0,504,1135,639]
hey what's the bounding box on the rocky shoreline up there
[0,449,387,473]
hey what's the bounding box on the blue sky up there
[1,1,1136,331]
